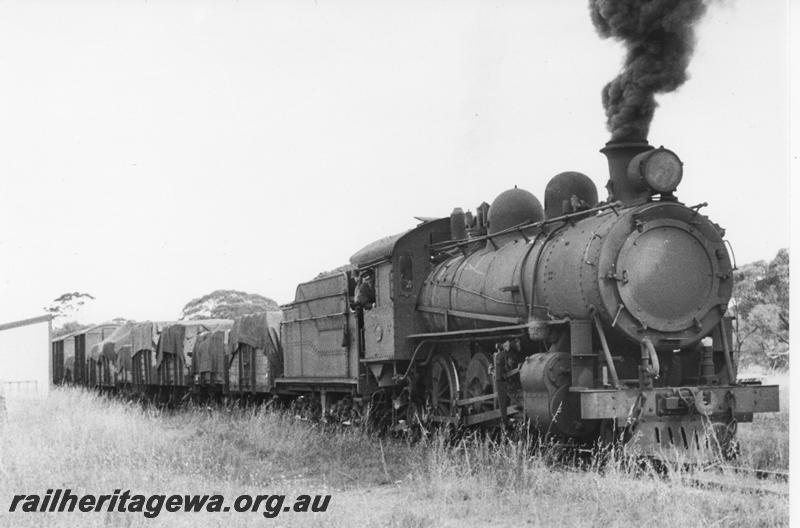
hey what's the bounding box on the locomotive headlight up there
[628,147,683,194]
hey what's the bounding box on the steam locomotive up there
[276,140,779,457]
[53,140,779,458]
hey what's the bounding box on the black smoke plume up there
[589,0,708,142]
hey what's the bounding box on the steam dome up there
[487,188,544,235]
[544,172,598,219]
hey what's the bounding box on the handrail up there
[433,201,624,254]
[592,315,621,389]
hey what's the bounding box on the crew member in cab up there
[353,270,376,310]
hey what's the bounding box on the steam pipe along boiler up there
[277,141,779,458]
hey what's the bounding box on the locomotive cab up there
[277,217,452,402]
[349,218,452,386]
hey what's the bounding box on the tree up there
[44,292,95,319]
[44,292,96,335]
[179,290,279,321]
[731,249,789,369]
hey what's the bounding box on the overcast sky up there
[0,0,789,325]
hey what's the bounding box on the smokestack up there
[600,141,653,202]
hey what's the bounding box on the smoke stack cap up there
[628,147,683,194]
[487,188,544,235]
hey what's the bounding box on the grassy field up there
[0,379,788,528]
[734,370,789,475]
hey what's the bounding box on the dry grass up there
[0,384,788,528]
[734,369,789,473]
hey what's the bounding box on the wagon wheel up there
[464,352,494,416]
[426,354,460,426]
[365,389,393,433]
[343,397,365,426]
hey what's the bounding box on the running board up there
[456,393,496,406]
[428,410,524,426]
[463,406,522,426]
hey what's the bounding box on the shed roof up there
[50,322,121,343]
[0,315,52,332]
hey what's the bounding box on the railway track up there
[72,387,792,501]
[525,441,789,498]
[683,473,788,497]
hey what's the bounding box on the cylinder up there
[519,352,596,437]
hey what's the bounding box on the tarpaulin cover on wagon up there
[156,319,232,368]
